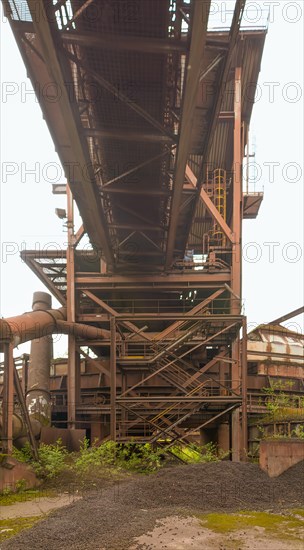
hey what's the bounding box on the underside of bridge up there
[2,0,268,459]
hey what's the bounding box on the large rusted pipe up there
[55,320,110,340]
[26,292,53,427]
[0,307,67,347]
[0,292,112,448]
[0,413,41,448]
[0,309,111,344]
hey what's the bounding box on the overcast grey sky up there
[0,1,303,358]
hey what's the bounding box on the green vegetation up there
[292,424,304,439]
[262,382,304,423]
[197,510,304,541]
[7,438,229,487]
[252,382,304,443]
[74,438,162,474]
[0,452,8,464]
[12,439,68,479]
[12,444,33,463]
[0,517,42,542]
[170,442,229,463]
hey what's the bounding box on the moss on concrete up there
[197,510,304,541]
[0,516,42,542]
[0,488,55,506]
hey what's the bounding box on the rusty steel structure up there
[1,0,269,460]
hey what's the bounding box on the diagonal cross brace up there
[186,164,235,244]
[65,51,176,141]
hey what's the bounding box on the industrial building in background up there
[1,0,302,463]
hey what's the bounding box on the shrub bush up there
[74,439,161,473]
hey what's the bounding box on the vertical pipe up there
[26,292,52,425]
[231,67,242,461]
[13,363,39,461]
[66,184,75,323]
[246,123,250,195]
[231,66,242,314]
[100,259,107,274]
[67,339,77,428]
[66,184,79,428]
[242,316,248,459]
[110,317,116,441]
[121,371,127,438]
[21,354,28,395]
[2,342,14,453]
[231,338,241,462]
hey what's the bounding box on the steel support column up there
[110,317,117,441]
[66,185,79,428]
[231,67,242,313]
[231,67,243,461]
[21,354,28,395]
[120,371,127,438]
[241,317,248,459]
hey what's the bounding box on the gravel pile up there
[3,461,304,550]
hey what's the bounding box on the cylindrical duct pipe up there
[0,292,112,447]
[0,414,41,449]
[26,292,53,426]
[55,320,110,340]
[0,307,112,345]
[0,307,67,347]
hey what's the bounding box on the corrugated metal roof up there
[175,30,267,252]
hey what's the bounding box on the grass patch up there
[197,511,304,542]
[0,516,42,542]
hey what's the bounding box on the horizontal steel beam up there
[118,251,165,257]
[61,31,188,54]
[109,224,165,232]
[101,188,171,197]
[12,20,262,44]
[85,128,174,143]
[117,396,242,402]
[75,274,231,284]
[110,314,243,321]
[12,22,228,55]
[77,285,230,293]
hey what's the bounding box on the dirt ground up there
[1,461,304,550]
[129,515,304,550]
[1,493,81,520]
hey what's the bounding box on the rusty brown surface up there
[0,457,40,493]
[260,439,304,478]
[0,1,269,456]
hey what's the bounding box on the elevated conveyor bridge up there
[2,0,268,459]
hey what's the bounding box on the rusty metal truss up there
[2,0,268,459]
